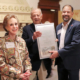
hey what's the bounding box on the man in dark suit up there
[49,5,80,80]
[22,8,52,80]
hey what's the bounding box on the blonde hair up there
[3,14,19,32]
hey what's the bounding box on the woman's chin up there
[9,32,17,35]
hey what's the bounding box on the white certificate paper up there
[35,23,58,59]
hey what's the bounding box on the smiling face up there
[62,6,73,23]
[31,9,43,24]
[5,18,19,35]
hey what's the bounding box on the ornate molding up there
[0,2,32,23]
[0,4,31,12]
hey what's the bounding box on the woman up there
[0,14,32,80]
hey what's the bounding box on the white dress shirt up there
[59,19,72,50]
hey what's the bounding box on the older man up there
[22,8,52,80]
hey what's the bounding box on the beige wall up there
[59,0,80,11]
[26,0,39,9]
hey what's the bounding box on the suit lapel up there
[57,24,62,44]
[30,23,35,34]
[65,19,74,44]
[65,19,74,37]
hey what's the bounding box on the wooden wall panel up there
[38,0,60,27]
[41,9,58,27]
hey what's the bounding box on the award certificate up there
[35,23,58,59]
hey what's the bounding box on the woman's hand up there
[22,70,32,80]
[19,71,31,80]
[19,73,27,80]
[25,70,32,77]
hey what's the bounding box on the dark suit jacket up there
[22,23,52,73]
[55,19,80,70]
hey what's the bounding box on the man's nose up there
[65,12,68,15]
[35,15,38,18]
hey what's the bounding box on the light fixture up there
[50,9,55,12]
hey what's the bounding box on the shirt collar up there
[5,35,19,42]
[62,18,72,27]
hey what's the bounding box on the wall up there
[59,0,80,10]
[26,0,39,9]
[26,0,80,10]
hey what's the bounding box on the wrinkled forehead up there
[31,9,41,15]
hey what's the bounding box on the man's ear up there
[31,15,33,20]
[72,12,74,16]
[71,12,74,18]
[31,16,32,19]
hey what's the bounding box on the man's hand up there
[55,38,58,42]
[33,31,42,40]
[49,51,59,59]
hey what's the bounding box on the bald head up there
[31,8,43,24]
[31,8,42,16]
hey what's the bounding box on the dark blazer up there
[55,19,80,70]
[22,23,52,75]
